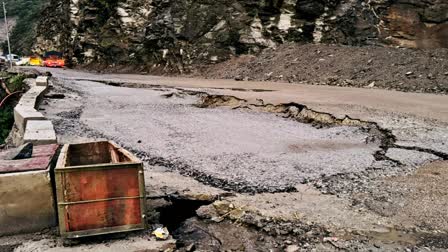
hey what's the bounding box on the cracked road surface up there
[16,67,448,251]
[58,80,383,193]
[40,73,446,193]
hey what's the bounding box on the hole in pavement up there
[157,197,212,233]
[44,93,65,99]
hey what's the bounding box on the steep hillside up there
[33,0,448,72]
[0,0,48,55]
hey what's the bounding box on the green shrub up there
[0,104,14,144]
[7,74,25,92]
[1,0,48,55]
[0,73,25,144]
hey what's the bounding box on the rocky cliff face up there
[33,0,448,72]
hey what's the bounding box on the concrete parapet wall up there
[14,105,46,133]
[23,120,57,145]
[13,76,58,145]
[36,76,49,87]
[0,168,57,235]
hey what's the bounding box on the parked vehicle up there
[5,54,21,63]
[0,54,20,64]
[16,57,30,66]
[43,51,65,68]
[29,55,43,66]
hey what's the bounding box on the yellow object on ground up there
[152,227,170,240]
[29,57,43,66]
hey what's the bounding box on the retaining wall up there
[0,76,59,235]
[13,76,57,145]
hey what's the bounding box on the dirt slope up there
[197,43,448,94]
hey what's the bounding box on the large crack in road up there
[21,71,447,251]
[43,78,446,195]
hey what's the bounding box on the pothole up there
[156,196,213,232]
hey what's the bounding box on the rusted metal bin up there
[55,141,146,238]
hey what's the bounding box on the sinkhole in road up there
[157,198,213,232]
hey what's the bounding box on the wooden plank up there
[109,144,120,163]
[65,198,142,232]
[56,144,69,169]
[32,144,59,157]
[111,141,140,163]
[61,167,140,202]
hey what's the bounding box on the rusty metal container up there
[55,141,146,238]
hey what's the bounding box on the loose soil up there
[196,43,448,94]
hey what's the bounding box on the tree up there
[1,0,48,55]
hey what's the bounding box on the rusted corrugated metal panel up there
[55,141,146,238]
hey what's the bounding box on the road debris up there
[152,227,170,240]
[1,143,33,160]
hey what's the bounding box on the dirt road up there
[5,67,448,251]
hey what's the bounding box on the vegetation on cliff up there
[1,0,48,55]
[0,73,25,144]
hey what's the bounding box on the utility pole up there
[3,1,12,69]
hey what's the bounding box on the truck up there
[43,51,65,68]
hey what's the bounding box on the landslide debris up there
[198,43,448,94]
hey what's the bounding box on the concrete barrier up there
[0,170,56,235]
[35,76,49,87]
[23,120,57,145]
[0,75,58,236]
[12,76,58,145]
[14,105,46,133]
[0,144,58,236]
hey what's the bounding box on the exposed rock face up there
[379,1,448,48]
[33,0,448,72]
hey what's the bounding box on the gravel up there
[198,43,448,94]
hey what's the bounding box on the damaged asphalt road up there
[62,80,382,193]
[45,79,445,194]
[19,68,448,251]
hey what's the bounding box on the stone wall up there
[32,0,448,72]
